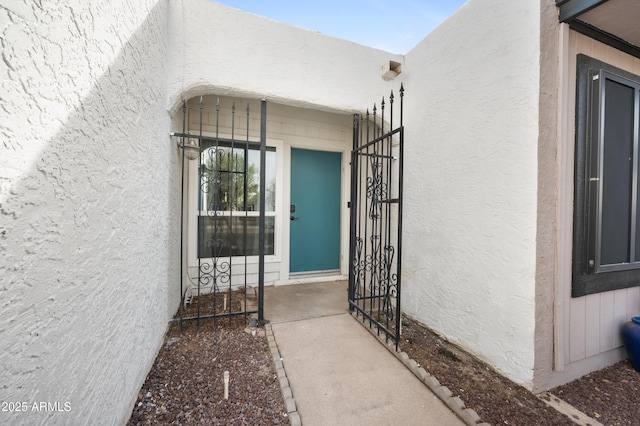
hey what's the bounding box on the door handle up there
[290,216,297,221]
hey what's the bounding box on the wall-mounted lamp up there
[180,137,200,161]
[172,132,200,160]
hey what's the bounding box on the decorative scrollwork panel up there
[348,85,404,349]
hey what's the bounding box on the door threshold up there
[276,271,346,286]
[290,269,340,278]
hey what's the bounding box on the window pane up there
[601,78,634,265]
[246,149,276,212]
[199,146,245,211]
[198,216,275,257]
[199,142,276,212]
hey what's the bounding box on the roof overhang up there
[557,0,640,59]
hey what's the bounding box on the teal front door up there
[290,148,342,273]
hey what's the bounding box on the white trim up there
[289,269,341,278]
[186,135,285,273]
[340,149,351,277]
[280,144,292,281]
[274,274,348,287]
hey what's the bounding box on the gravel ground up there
[400,316,640,426]
[128,291,638,425]
[127,322,289,425]
[554,360,640,425]
[127,292,289,426]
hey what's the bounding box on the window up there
[573,55,640,296]
[197,138,276,258]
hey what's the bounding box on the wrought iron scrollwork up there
[367,159,388,220]
[200,147,229,212]
[175,96,267,329]
[353,237,364,297]
[348,84,404,349]
[198,239,231,292]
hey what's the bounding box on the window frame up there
[196,137,277,259]
[572,54,640,297]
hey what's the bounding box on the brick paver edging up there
[350,313,490,426]
[264,323,302,426]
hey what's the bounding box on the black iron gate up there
[172,97,266,329]
[348,85,404,348]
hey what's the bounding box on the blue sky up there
[212,0,467,54]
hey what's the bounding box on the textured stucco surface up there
[533,0,561,393]
[0,0,561,419]
[166,0,403,116]
[402,0,541,388]
[0,0,404,422]
[0,1,180,424]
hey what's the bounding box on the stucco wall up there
[166,0,403,116]
[533,0,561,393]
[402,0,541,387]
[0,0,554,419]
[0,1,180,424]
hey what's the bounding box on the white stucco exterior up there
[0,1,179,424]
[4,0,635,421]
[166,0,402,116]
[165,0,406,291]
[0,1,405,423]
[401,0,541,387]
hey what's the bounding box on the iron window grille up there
[197,138,276,258]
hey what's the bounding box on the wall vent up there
[382,60,402,81]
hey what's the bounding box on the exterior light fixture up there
[173,131,200,161]
[174,97,203,161]
[180,136,200,160]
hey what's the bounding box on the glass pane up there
[199,142,276,212]
[246,149,276,212]
[198,216,275,257]
[601,78,634,265]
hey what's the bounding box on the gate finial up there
[349,87,404,351]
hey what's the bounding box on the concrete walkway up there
[264,281,464,426]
